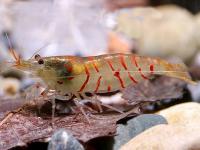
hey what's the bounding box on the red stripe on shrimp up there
[120,55,128,70]
[64,63,73,73]
[120,55,137,84]
[131,55,138,67]
[94,76,102,93]
[131,55,149,80]
[128,72,138,84]
[150,64,154,74]
[114,71,125,88]
[107,59,125,88]
[107,59,115,71]
[66,77,74,80]
[107,85,111,92]
[88,56,99,72]
[138,68,149,80]
[78,65,90,92]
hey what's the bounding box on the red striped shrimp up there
[8,51,195,116]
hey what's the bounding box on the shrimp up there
[10,52,195,96]
[5,50,195,123]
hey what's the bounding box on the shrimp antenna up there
[29,43,50,60]
[4,32,20,65]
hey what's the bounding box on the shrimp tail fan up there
[159,58,196,84]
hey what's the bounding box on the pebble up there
[113,114,167,150]
[115,5,197,62]
[0,77,20,96]
[48,129,84,150]
[120,124,200,150]
[157,102,200,126]
[121,102,200,150]
[188,82,200,102]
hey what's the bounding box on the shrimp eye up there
[35,54,41,60]
[38,59,44,64]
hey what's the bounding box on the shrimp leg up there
[81,92,124,114]
[73,93,91,123]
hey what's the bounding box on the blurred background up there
[1,1,200,149]
[1,0,200,96]
[0,0,200,60]
[1,0,200,99]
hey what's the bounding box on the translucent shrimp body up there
[13,53,194,97]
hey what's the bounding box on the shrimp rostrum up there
[9,52,195,111]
